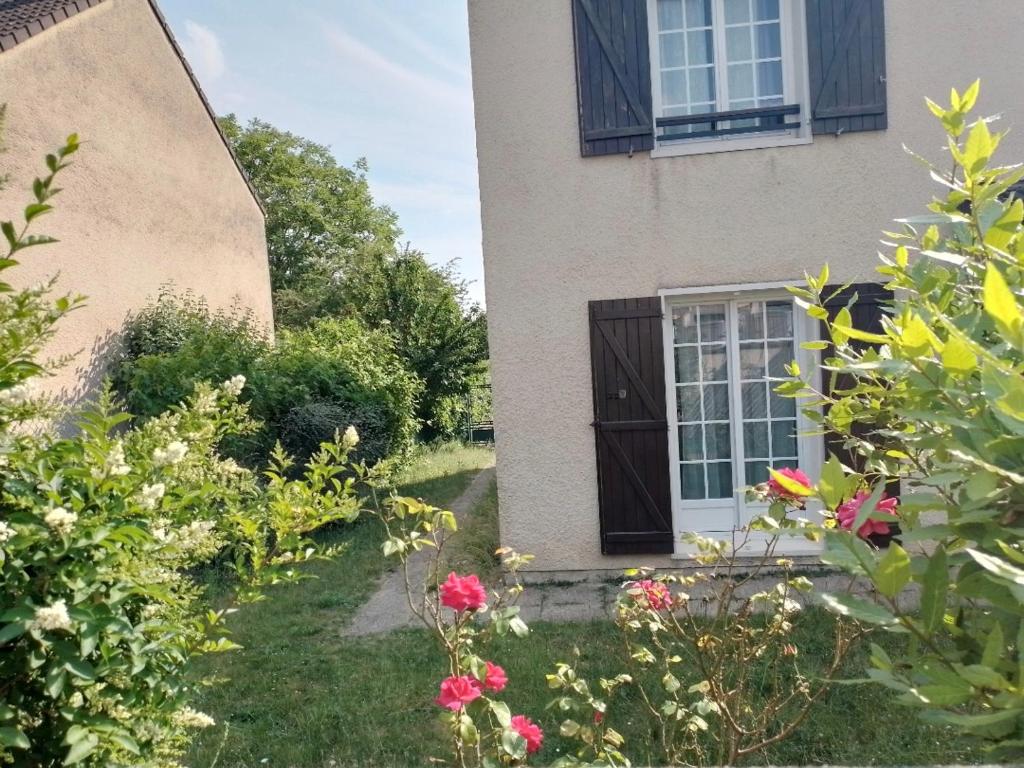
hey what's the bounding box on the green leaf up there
[919,547,948,634]
[818,455,846,510]
[0,726,30,749]
[984,198,1023,251]
[963,117,996,173]
[0,622,27,645]
[489,700,511,728]
[818,592,898,625]
[23,203,52,223]
[941,334,977,373]
[45,666,67,699]
[914,683,973,707]
[501,728,527,759]
[64,658,95,681]
[983,263,1022,341]
[873,543,911,599]
[967,548,1024,585]
[767,467,813,497]
[63,732,99,765]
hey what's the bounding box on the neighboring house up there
[468,0,1024,575]
[0,0,272,404]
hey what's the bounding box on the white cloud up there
[182,20,226,83]
[358,3,470,82]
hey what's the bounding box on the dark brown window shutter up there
[589,297,673,555]
[805,0,887,135]
[572,0,654,157]
[821,283,899,501]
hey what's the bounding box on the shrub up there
[0,132,366,766]
[113,307,420,467]
[783,82,1024,755]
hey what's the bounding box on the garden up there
[2,83,1024,767]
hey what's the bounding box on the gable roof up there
[0,0,264,216]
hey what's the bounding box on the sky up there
[159,0,485,306]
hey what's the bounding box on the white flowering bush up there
[0,134,364,765]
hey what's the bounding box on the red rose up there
[593,710,604,724]
[628,579,673,611]
[435,675,482,711]
[836,491,899,539]
[483,661,507,693]
[510,714,544,754]
[767,467,813,499]
[440,572,488,612]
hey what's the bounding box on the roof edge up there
[0,0,106,53]
[144,0,266,217]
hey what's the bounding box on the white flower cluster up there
[31,599,73,632]
[152,519,219,558]
[153,441,188,467]
[0,520,14,544]
[91,440,131,479]
[193,390,218,414]
[173,706,216,729]
[44,507,77,535]
[137,482,166,511]
[219,458,246,476]
[0,381,34,407]
[342,425,360,449]
[222,374,246,397]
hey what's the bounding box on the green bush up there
[113,306,420,467]
[0,133,365,766]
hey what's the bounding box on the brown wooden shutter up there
[572,0,654,157]
[805,0,887,135]
[589,297,673,554]
[821,283,899,501]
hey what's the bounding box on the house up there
[0,0,272,404]
[467,0,1024,576]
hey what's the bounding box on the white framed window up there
[647,0,812,157]
[660,283,823,545]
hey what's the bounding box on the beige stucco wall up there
[0,0,272,407]
[468,0,1024,574]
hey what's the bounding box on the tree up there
[219,115,400,291]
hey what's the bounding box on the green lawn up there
[187,444,988,767]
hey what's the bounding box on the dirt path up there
[343,465,497,636]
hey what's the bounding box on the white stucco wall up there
[468,0,1024,573]
[0,0,272,408]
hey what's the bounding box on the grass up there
[187,443,990,767]
[441,473,501,584]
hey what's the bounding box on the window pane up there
[677,385,702,421]
[685,0,711,27]
[681,463,705,499]
[703,384,730,421]
[689,67,715,104]
[660,32,686,68]
[724,0,750,24]
[773,458,798,471]
[687,29,714,66]
[757,60,783,97]
[740,341,765,379]
[728,64,755,101]
[766,340,794,378]
[737,301,764,340]
[755,0,780,21]
[765,300,793,338]
[658,0,684,29]
[707,462,734,498]
[673,305,699,343]
[675,346,700,383]
[701,345,728,381]
[705,423,732,460]
[745,460,771,486]
[699,304,726,342]
[725,26,752,61]
[755,23,781,59]
[769,387,796,418]
[742,381,768,419]
[743,421,769,458]
[679,424,704,460]
[771,420,798,457]
[661,70,688,105]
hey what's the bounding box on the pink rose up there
[510,714,544,754]
[440,572,488,612]
[593,710,604,724]
[628,579,673,611]
[435,675,482,710]
[483,661,507,693]
[836,491,899,539]
[768,467,813,499]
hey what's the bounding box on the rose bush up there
[0,133,366,765]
